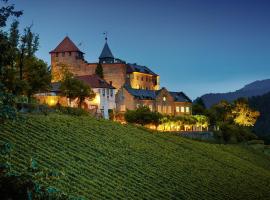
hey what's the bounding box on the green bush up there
[0,84,17,122]
[54,106,89,116]
[124,106,162,127]
[247,140,265,145]
[216,122,257,143]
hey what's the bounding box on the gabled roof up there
[124,84,191,102]
[50,36,83,54]
[126,63,158,76]
[76,75,115,89]
[99,42,114,59]
[124,84,160,100]
[169,92,192,103]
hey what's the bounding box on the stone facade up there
[115,86,192,115]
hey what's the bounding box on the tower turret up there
[49,36,84,82]
[99,38,114,64]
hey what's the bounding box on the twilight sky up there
[8,0,270,99]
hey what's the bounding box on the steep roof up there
[126,63,158,76]
[76,75,115,89]
[124,85,191,102]
[124,84,160,100]
[169,92,192,103]
[99,42,114,59]
[50,36,83,54]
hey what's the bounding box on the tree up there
[23,57,51,102]
[95,63,104,78]
[124,106,162,126]
[0,0,22,122]
[18,25,39,81]
[192,97,206,115]
[232,98,260,126]
[60,71,95,108]
[0,84,17,122]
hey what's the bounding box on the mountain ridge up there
[198,79,270,108]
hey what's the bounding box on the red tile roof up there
[50,36,83,53]
[76,75,115,89]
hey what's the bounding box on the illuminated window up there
[168,106,171,113]
[181,106,185,112]
[136,104,140,108]
[163,96,166,102]
[176,106,180,112]
[186,107,190,113]
[162,106,166,113]
[120,105,126,112]
[158,105,161,112]
[149,105,153,111]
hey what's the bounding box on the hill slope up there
[249,92,270,144]
[199,79,270,108]
[1,114,270,199]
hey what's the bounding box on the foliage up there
[215,122,257,143]
[0,142,76,199]
[0,114,270,199]
[231,98,260,126]
[95,63,104,78]
[0,0,50,103]
[125,106,162,127]
[0,84,17,122]
[192,97,206,115]
[54,106,89,116]
[249,92,270,144]
[23,57,51,100]
[0,0,22,28]
[60,70,95,107]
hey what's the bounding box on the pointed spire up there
[99,36,114,63]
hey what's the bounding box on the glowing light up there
[46,96,59,106]
[91,93,100,105]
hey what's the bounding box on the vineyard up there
[1,114,270,199]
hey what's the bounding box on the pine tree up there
[95,63,104,78]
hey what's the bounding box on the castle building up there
[46,36,192,117]
[116,85,191,115]
[49,36,160,91]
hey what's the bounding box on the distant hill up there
[249,92,270,144]
[198,79,270,108]
[1,114,270,199]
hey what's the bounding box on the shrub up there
[0,84,17,122]
[247,140,264,145]
[124,106,162,127]
[217,122,257,143]
[55,106,89,116]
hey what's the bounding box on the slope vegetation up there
[1,114,270,199]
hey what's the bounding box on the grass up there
[1,114,270,199]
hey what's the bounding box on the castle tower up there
[49,36,85,82]
[99,38,114,64]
